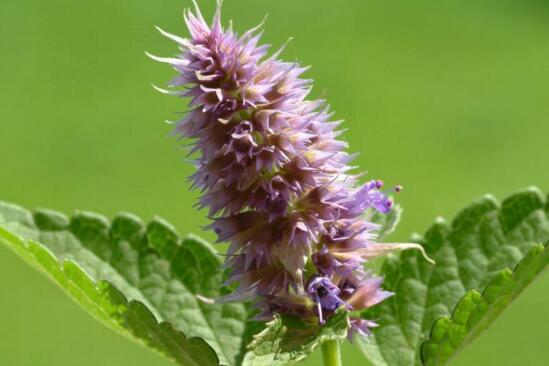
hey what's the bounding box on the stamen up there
[382,184,403,194]
[196,294,216,304]
[317,298,324,325]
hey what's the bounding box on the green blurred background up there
[1,0,548,365]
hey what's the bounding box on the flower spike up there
[152,1,431,339]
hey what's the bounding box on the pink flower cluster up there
[151,1,420,338]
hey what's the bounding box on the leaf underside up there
[0,202,249,366]
[421,242,548,365]
[359,187,549,366]
[242,310,349,366]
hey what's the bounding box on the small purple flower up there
[307,277,345,324]
[150,0,429,340]
[348,318,379,341]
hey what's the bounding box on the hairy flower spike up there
[151,1,422,339]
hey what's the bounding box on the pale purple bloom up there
[307,277,345,324]
[348,318,379,341]
[151,1,408,339]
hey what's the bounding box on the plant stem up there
[321,340,342,366]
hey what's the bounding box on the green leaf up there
[358,187,549,366]
[421,242,548,365]
[236,317,268,366]
[0,202,248,366]
[242,310,349,366]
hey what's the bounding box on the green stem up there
[321,340,342,366]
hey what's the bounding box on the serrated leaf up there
[358,187,549,366]
[242,310,349,366]
[421,242,548,365]
[0,202,248,366]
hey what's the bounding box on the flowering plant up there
[0,1,547,366]
[148,0,436,341]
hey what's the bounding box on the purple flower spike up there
[151,0,420,340]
